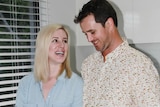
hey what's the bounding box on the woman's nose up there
[58,41,65,47]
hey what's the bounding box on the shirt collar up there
[104,39,129,62]
[57,70,67,81]
[39,70,67,89]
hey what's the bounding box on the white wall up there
[47,0,76,33]
[47,0,160,45]
[47,0,79,73]
[47,0,160,73]
[74,0,160,45]
[111,0,160,44]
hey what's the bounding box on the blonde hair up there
[34,24,72,82]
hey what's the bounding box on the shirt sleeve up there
[15,74,32,107]
[131,62,160,106]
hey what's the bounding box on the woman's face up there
[48,29,68,65]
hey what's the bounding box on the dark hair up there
[74,0,118,27]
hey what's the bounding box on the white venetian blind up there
[0,0,47,107]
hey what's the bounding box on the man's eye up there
[91,31,95,34]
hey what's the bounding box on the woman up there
[15,24,83,107]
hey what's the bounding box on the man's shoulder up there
[84,51,101,61]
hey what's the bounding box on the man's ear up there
[105,17,114,27]
[105,17,114,30]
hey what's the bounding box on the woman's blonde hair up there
[34,24,72,82]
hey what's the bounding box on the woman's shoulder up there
[68,72,83,90]
[71,72,82,79]
[19,72,34,84]
[70,72,83,83]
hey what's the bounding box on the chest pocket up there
[22,104,43,107]
[51,102,72,107]
[22,103,72,107]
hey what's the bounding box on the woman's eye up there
[52,39,58,43]
[64,40,68,43]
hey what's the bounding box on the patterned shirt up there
[15,71,83,107]
[81,40,160,107]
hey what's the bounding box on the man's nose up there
[87,34,94,42]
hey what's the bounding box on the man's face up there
[80,14,111,53]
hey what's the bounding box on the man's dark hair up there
[74,0,118,27]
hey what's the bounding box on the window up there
[0,0,47,106]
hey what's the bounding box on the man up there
[74,0,160,106]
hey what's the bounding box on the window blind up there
[0,0,47,106]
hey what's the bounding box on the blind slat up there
[0,3,39,9]
[0,93,17,99]
[0,100,16,106]
[0,32,37,35]
[0,17,40,22]
[0,46,35,49]
[0,52,34,56]
[0,0,47,106]
[0,25,40,29]
[0,39,36,42]
[0,72,30,78]
[0,59,34,63]
[0,87,18,92]
[0,65,33,70]
[0,80,20,85]
[0,10,39,15]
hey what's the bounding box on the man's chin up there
[94,46,101,51]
